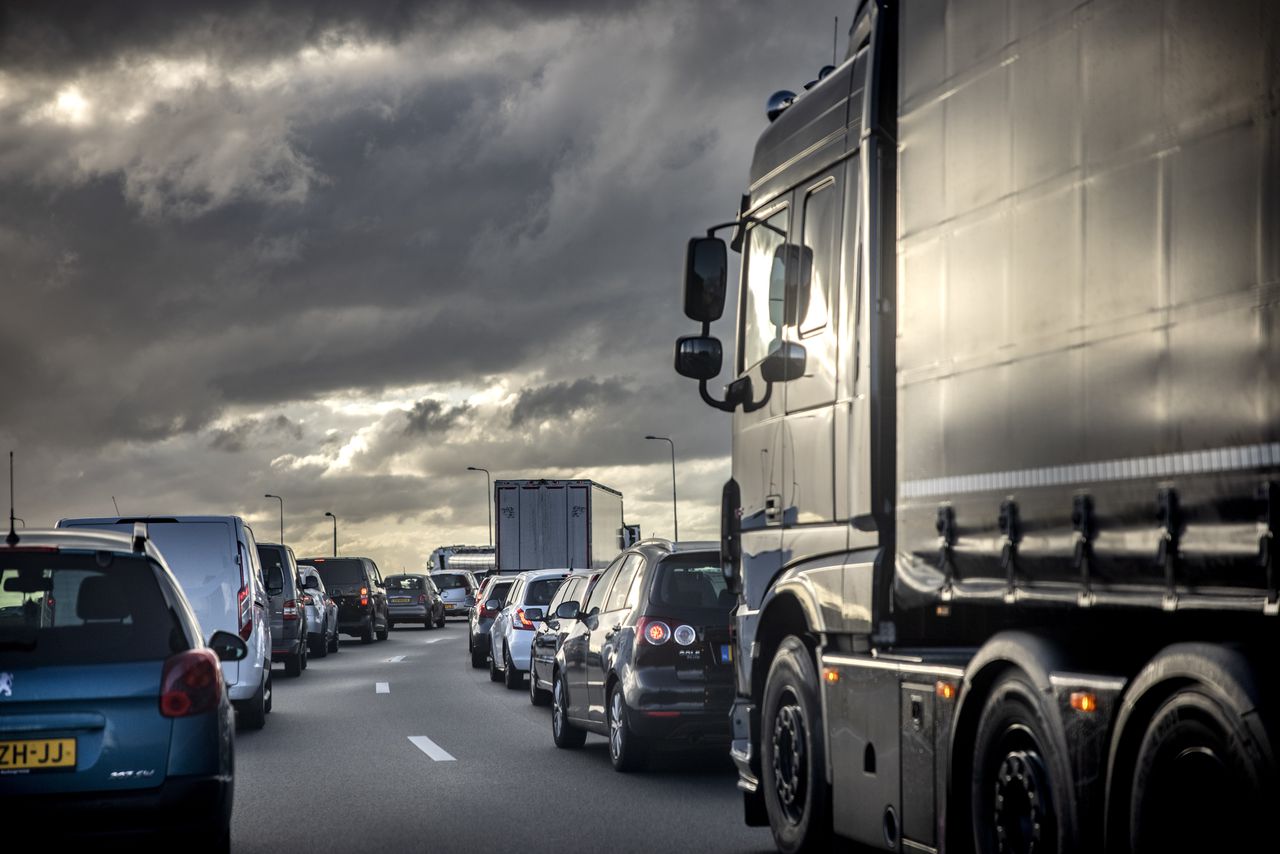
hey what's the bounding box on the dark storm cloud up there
[509,376,629,427]
[404,398,468,435]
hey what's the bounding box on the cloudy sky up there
[0,0,849,570]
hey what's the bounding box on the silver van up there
[58,515,274,728]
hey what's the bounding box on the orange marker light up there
[822,668,840,684]
[936,680,957,701]
[1070,691,1098,713]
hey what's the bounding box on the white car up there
[489,569,568,690]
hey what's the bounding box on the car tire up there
[436,612,446,628]
[328,630,340,653]
[608,683,647,772]
[239,669,269,730]
[360,619,374,645]
[284,651,302,678]
[263,669,272,713]
[376,620,389,641]
[552,670,587,749]
[504,647,523,690]
[471,644,487,669]
[489,644,502,682]
[299,640,308,671]
[760,636,831,854]
[312,624,328,658]
[529,654,551,706]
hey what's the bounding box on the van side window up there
[741,207,791,371]
[800,179,839,337]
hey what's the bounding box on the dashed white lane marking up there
[423,637,445,644]
[376,682,390,694]
[387,655,407,662]
[408,735,456,762]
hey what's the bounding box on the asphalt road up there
[231,619,774,854]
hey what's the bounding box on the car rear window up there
[484,580,514,605]
[386,576,424,591]
[523,577,564,607]
[649,560,731,611]
[309,559,366,586]
[0,552,187,667]
[432,573,471,590]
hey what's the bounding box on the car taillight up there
[418,593,428,605]
[360,585,369,607]
[515,608,535,629]
[237,584,252,640]
[160,649,223,718]
[283,599,299,621]
[639,617,671,645]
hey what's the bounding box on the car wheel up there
[489,644,502,682]
[608,683,647,772]
[552,670,587,749]
[529,654,551,706]
[238,670,268,730]
[284,651,302,677]
[471,643,487,669]
[299,640,308,671]
[312,624,328,658]
[360,618,374,645]
[436,612,446,628]
[328,624,340,653]
[760,637,831,854]
[504,647,523,690]
[263,668,273,713]
[375,618,389,641]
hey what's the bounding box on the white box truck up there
[495,479,625,573]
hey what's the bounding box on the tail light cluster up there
[283,599,300,621]
[638,617,699,646]
[237,584,252,640]
[418,593,428,605]
[359,586,369,607]
[160,649,223,718]
[514,608,536,630]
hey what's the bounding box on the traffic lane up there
[231,622,773,853]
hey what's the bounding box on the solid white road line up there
[408,735,456,762]
[376,682,390,694]
[387,655,407,662]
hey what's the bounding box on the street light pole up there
[645,435,679,542]
[466,466,493,547]
[264,494,284,545]
[324,512,337,556]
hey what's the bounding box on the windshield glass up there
[649,559,731,612]
[0,552,187,667]
[309,559,366,586]
[386,576,424,591]
[432,573,471,590]
[524,578,563,606]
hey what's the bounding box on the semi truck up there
[494,479,627,573]
[673,1,1278,851]
[429,544,496,578]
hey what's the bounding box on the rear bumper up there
[5,773,231,837]
[388,605,429,621]
[271,634,305,659]
[337,612,373,635]
[623,670,734,744]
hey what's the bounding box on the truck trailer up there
[673,1,1278,851]
[494,479,626,573]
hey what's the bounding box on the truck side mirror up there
[760,340,807,383]
[674,335,723,380]
[684,237,728,323]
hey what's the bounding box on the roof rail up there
[132,521,149,553]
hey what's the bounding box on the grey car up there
[299,564,339,656]
[430,570,478,620]
[385,573,446,629]
[469,574,516,668]
[257,542,310,677]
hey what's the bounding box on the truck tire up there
[969,669,1071,854]
[760,636,831,854]
[1127,686,1269,853]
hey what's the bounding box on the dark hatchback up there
[529,570,600,705]
[301,557,389,644]
[384,574,445,630]
[552,541,733,770]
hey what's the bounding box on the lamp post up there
[466,466,493,547]
[644,435,679,542]
[264,494,284,545]
[324,512,337,556]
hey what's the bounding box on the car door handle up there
[765,494,782,523]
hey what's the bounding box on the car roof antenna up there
[6,451,19,547]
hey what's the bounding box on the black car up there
[529,570,601,706]
[552,541,733,770]
[469,574,515,668]
[301,556,389,644]
[385,573,446,629]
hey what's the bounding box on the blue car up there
[0,526,246,848]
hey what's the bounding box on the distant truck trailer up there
[495,479,626,573]
[429,544,495,578]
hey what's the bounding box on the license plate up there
[0,738,76,772]
[444,604,455,610]
[720,645,732,665]
[390,597,412,604]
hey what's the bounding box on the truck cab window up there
[799,179,838,337]
[740,207,790,371]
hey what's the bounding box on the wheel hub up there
[993,749,1049,854]
[771,701,807,822]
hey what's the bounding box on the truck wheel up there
[552,671,587,749]
[760,636,831,854]
[1127,687,1269,852]
[970,669,1071,854]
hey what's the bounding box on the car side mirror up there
[555,601,581,621]
[486,598,500,611]
[761,340,807,383]
[683,236,728,323]
[208,630,248,662]
[525,607,545,622]
[674,335,723,380]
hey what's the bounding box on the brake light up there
[283,599,300,621]
[237,584,252,640]
[418,593,428,605]
[638,617,671,645]
[515,608,535,629]
[360,585,369,607]
[160,649,223,718]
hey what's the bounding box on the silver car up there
[299,564,339,657]
[429,570,478,619]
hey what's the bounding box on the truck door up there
[734,202,790,606]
